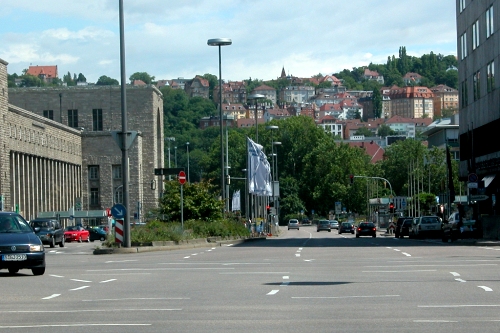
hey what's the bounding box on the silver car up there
[288,219,300,230]
[329,220,339,230]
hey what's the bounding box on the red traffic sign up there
[178,170,186,185]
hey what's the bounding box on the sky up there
[0,0,458,84]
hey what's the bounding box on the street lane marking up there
[455,278,466,283]
[71,279,92,283]
[49,275,64,278]
[478,286,493,291]
[414,320,457,323]
[0,324,152,328]
[293,295,399,299]
[99,279,117,283]
[450,272,460,277]
[295,253,301,257]
[401,252,411,257]
[87,268,235,272]
[42,294,60,300]
[220,272,289,275]
[184,256,190,258]
[283,276,289,279]
[363,270,437,273]
[70,286,90,291]
[267,290,279,295]
[105,260,138,263]
[82,297,189,302]
[419,304,500,308]
[367,264,497,267]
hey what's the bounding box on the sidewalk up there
[380,230,500,246]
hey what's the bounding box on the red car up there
[64,225,90,242]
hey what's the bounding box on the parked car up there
[317,220,331,232]
[0,212,46,275]
[409,216,442,239]
[356,222,377,238]
[442,212,479,242]
[329,220,339,230]
[398,219,413,238]
[288,219,300,230]
[88,227,108,242]
[338,222,354,234]
[30,218,65,248]
[64,225,90,243]
[394,217,413,238]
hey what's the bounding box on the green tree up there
[355,127,372,136]
[96,75,119,86]
[377,124,395,137]
[202,73,218,100]
[372,88,383,118]
[77,73,87,82]
[129,72,155,84]
[159,180,223,222]
[21,74,44,87]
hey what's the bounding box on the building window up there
[473,71,481,101]
[486,5,494,38]
[461,79,468,108]
[487,61,495,92]
[114,186,123,204]
[472,20,480,50]
[92,108,103,131]
[459,0,465,13]
[112,165,122,179]
[90,188,99,206]
[89,165,99,180]
[460,33,467,60]
[68,109,78,128]
[43,110,54,120]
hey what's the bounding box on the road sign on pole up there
[178,170,186,185]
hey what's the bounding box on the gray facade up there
[7,79,164,221]
[1,58,83,220]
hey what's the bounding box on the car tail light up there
[372,227,376,231]
[357,227,361,231]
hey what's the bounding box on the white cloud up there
[1,0,458,83]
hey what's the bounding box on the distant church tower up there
[280,66,286,79]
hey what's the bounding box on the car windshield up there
[31,221,53,229]
[342,223,352,227]
[66,226,81,231]
[319,220,329,225]
[289,220,298,224]
[0,215,33,233]
[403,220,412,226]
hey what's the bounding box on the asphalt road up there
[1,226,500,332]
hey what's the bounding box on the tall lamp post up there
[165,137,175,180]
[208,38,232,212]
[186,142,190,184]
[174,146,177,167]
[248,94,265,143]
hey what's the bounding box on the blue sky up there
[0,0,458,83]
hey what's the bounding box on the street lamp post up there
[248,94,265,143]
[174,146,177,167]
[165,137,175,180]
[186,142,190,184]
[208,38,232,213]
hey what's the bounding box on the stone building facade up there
[1,58,82,220]
[6,66,164,222]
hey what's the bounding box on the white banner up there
[247,137,272,196]
[231,190,241,212]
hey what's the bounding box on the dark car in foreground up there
[397,219,413,238]
[356,222,377,238]
[317,220,331,232]
[30,219,65,248]
[338,222,354,234]
[394,217,413,238]
[0,212,46,276]
[442,212,479,242]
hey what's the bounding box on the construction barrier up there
[115,219,123,244]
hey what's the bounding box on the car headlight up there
[30,244,44,252]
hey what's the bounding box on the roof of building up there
[26,65,58,78]
[348,141,385,163]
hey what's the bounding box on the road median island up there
[93,236,266,255]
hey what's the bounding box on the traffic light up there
[389,203,395,213]
[349,174,354,184]
[266,205,271,214]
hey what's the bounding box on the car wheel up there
[328,230,331,232]
[100,236,105,241]
[288,228,290,230]
[59,237,65,248]
[338,231,341,234]
[297,228,299,230]
[49,237,55,248]
[32,267,45,276]
[8,268,19,274]
[317,230,320,232]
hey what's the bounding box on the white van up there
[409,216,442,239]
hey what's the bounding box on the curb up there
[93,236,266,255]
